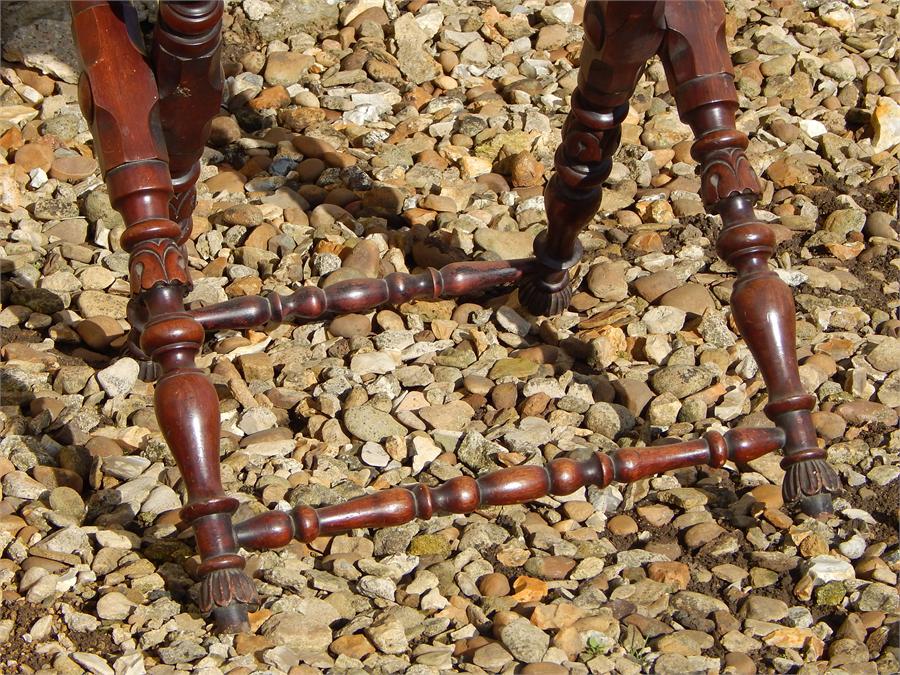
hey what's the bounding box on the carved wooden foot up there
[659,0,840,512]
[70,0,256,631]
[523,1,664,316]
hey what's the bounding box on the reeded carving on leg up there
[142,288,256,630]
[199,566,260,615]
[782,457,842,503]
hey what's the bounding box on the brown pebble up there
[85,437,123,458]
[478,572,510,597]
[491,382,518,410]
[647,561,690,590]
[724,651,756,675]
[607,514,638,535]
[329,314,371,338]
[14,143,54,172]
[519,392,550,417]
[50,155,98,182]
[750,484,784,509]
[208,115,241,146]
[509,151,544,188]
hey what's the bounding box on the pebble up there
[96,357,139,398]
[344,405,407,441]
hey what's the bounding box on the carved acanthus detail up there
[699,147,761,208]
[129,239,191,294]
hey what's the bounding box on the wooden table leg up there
[658,0,840,513]
[153,0,224,240]
[520,1,664,315]
[69,0,257,632]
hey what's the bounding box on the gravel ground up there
[0,0,898,674]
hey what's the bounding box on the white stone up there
[495,306,531,336]
[72,652,115,675]
[141,485,182,516]
[805,555,855,585]
[838,534,867,560]
[113,652,147,675]
[642,306,686,334]
[97,358,140,398]
[238,406,278,434]
[243,0,273,21]
[96,591,135,621]
[360,442,391,468]
[94,529,138,549]
[799,119,827,138]
[29,168,48,189]
[350,351,397,375]
[410,435,442,473]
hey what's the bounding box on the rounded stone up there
[50,155,98,182]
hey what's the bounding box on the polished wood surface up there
[190,259,532,331]
[69,0,840,633]
[70,0,254,632]
[233,428,784,550]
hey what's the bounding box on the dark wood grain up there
[70,0,254,633]
[521,1,664,316]
[153,0,224,243]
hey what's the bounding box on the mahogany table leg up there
[122,0,224,382]
[658,0,840,513]
[520,1,664,315]
[69,0,256,631]
[153,0,224,239]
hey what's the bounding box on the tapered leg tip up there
[799,492,834,517]
[213,603,251,634]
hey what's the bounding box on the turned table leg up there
[153,0,224,236]
[520,1,664,315]
[659,0,840,513]
[69,0,257,631]
[125,0,225,382]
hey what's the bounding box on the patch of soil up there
[0,326,42,345]
[0,598,120,672]
[843,478,899,547]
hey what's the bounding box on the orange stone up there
[510,575,548,603]
[204,170,247,194]
[50,155,99,182]
[13,142,54,172]
[330,634,376,660]
[249,85,291,111]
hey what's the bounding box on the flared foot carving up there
[782,458,841,510]
[518,273,573,316]
[199,567,259,632]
